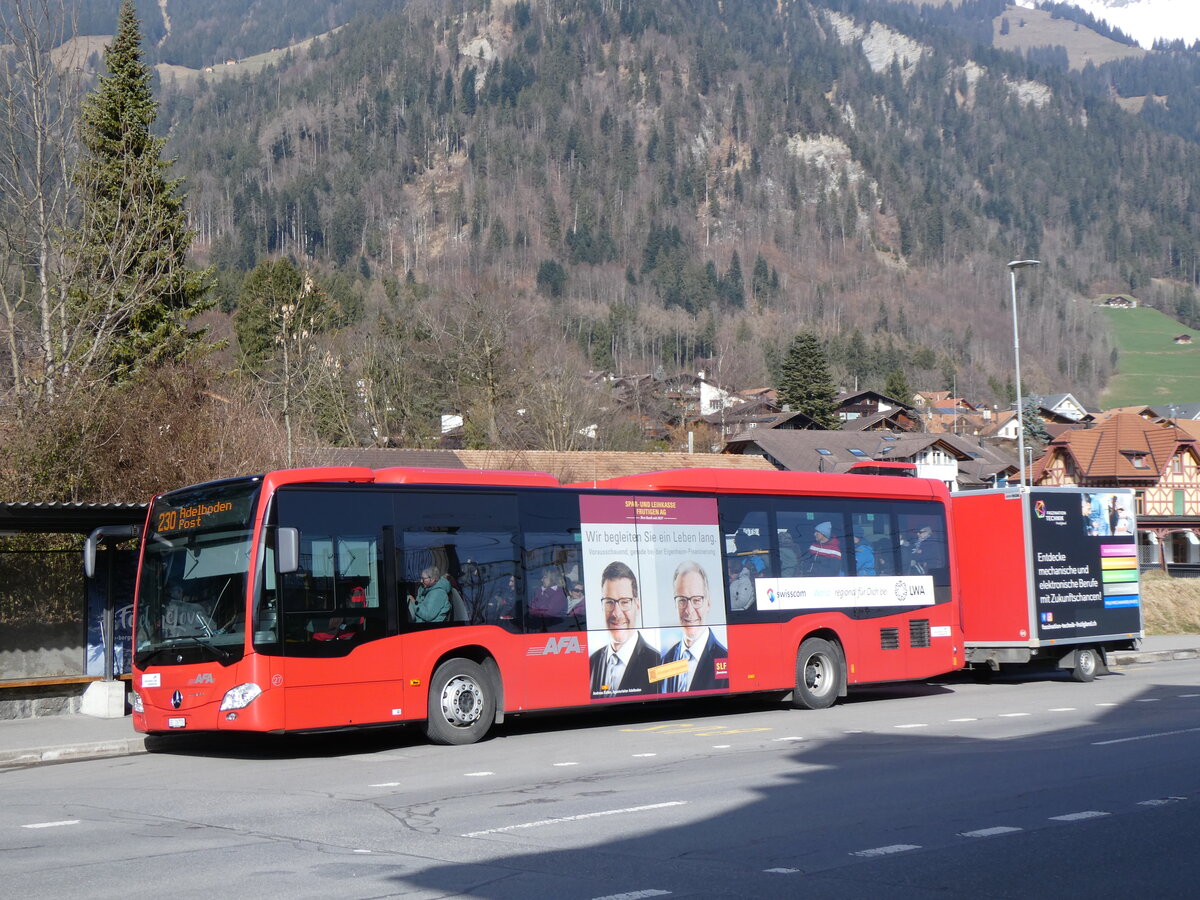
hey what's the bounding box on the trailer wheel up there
[1071,647,1098,683]
[793,638,842,710]
[425,659,495,745]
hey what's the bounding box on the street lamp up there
[1008,259,1040,487]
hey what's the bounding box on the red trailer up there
[952,486,1141,681]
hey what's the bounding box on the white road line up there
[462,801,687,837]
[1050,811,1109,822]
[463,771,494,777]
[592,891,671,900]
[21,820,80,830]
[632,753,657,758]
[774,736,805,742]
[353,849,371,854]
[764,868,800,874]
[948,717,977,722]
[1179,693,1200,698]
[553,762,579,767]
[1135,698,1161,703]
[960,826,1022,838]
[712,744,731,749]
[1139,797,1186,807]
[369,782,401,787]
[1095,702,1118,707]
[999,712,1031,718]
[1048,707,1076,712]
[894,723,928,729]
[1093,726,1200,746]
[852,844,921,857]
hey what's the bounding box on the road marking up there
[353,849,371,854]
[764,868,800,874]
[894,723,928,729]
[1139,797,1186,806]
[1095,702,1118,707]
[621,724,698,733]
[592,891,671,900]
[694,727,771,736]
[948,717,977,722]
[462,801,687,837]
[369,782,402,787]
[999,712,1031,718]
[632,753,657,758]
[1050,811,1109,822]
[960,826,1022,838]
[1093,726,1200,746]
[852,844,921,857]
[553,762,579,767]
[1135,698,1161,703]
[1048,708,1076,712]
[21,820,80,829]
[774,736,805,742]
[1179,693,1200,698]
[464,771,494,777]
[712,744,731,749]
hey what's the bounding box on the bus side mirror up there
[83,525,141,578]
[276,527,300,574]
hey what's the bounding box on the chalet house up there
[1031,392,1089,422]
[834,390,912,422]
[1032,413,1200,569]
[1174,334,1193,345]
[1100,295,1137,308]
[723,430,977,489]
[840,408,921,433]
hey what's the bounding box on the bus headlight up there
[131,691,144,713]
[220,682,263,710]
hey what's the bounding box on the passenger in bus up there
[486,574,517,622]
[907,525,941,575]
[529,569,568,628]
[803,522,843,576]
[852,533,876,576]
[662,561,727,692]
[778,531,800,576]
[408,566,452,623]
[589,560,660,697]
[728,560,755,610]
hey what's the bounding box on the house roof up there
[296,448,775,483]
[723,429,972,473]
[0,502,147,534]
[1032,413,1198,483]
[835,389,913,411]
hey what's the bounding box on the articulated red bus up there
[116,466,962,744]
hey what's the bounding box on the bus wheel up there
[426,659,496,745]
[1072,648,1099,683]
[793,638,842,710]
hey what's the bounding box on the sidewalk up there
[2,635,1197,768]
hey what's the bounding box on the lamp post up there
[1007,259,1040,487]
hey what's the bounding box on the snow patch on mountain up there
[1018,0,1200,49]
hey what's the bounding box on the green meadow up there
[1101,307,1200,408]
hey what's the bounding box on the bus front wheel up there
[426,659,496,745]
[793,638,842,710]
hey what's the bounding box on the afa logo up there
[526,636,585,656]
[1035,500,1046,519]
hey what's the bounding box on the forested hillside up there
[156,0,1200,402]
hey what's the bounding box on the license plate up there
[167,717,186,729]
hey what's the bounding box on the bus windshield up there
[135,480,261,667]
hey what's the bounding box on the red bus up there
[112,466,962,744]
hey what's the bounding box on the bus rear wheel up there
[426,659,496,745]
[793,638,842,710]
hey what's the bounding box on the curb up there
[1112,648,1200,666]
[0,737,146,768]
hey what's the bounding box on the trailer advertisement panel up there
[1028,489,1140,642]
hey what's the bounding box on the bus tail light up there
[220,682,263,710]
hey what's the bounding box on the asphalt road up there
[4,660,1200,899]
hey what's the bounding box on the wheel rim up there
[804,652,832,696]
[440,674,484,728]
[1078,651,1095,677]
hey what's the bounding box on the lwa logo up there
[527,636,584,656]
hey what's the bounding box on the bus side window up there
[520,491,585,633]
[719,498,772,614]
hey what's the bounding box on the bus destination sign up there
[152,495,253,535]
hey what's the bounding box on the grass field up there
[1141,570,1200,634]
[1100,307,1200,408]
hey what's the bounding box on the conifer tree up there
[777,332,839,429]
[71,0,212,381]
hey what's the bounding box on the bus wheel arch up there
[425,651,500,745]
[792,633,845,710]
